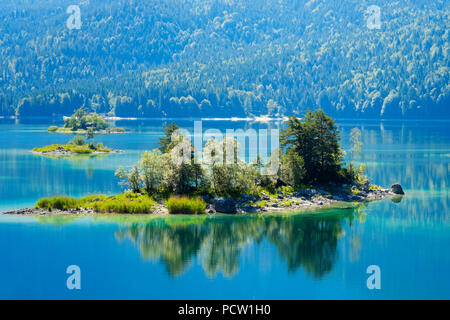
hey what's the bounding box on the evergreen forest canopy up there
[0,0,448,119]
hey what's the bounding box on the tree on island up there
[116,110,363,198]
[140,150,166,194]
[348,128,367,185]
[157,122,180,153]
[63,107,109,131]
[281,110,344,185]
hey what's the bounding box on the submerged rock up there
[391,195,404,204]
[213,197,237,214]
[391,183,405,195]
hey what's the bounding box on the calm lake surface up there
[0,118,449,299]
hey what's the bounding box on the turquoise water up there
[0,119,449,299]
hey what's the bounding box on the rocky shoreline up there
[2,184,404,216]
[208,183,402,214]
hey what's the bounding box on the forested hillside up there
[0,0,448,118]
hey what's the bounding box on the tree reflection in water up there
[115,205,367,279]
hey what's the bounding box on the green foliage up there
[115,166,142,193]
[210,163,239,196]
[281,110,343,184]
[158,122,180,153]
[166,196,207,215]
[48,126,58,132]
[35,196,79,211]
[203,137,262,196]
[33,143,111,154]
[161,136,208,194]
[140,150,165,193]
[279,149,306,188]
[353,164,368,185]
[86,128,95,140]
[35,194,157,214]
[64,108,109,131]
[95,143,110,152]
[34,134,112,155]
[280,186,294,194]
[69,135,86,146]
[2,1,447,119]
[342,163,368,186]
[81,193,156,214]
[114,114,369,202]
[350,128,363,157]
[282,200,293,207]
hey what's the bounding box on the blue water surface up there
[0,118,449,299]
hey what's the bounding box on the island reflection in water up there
[108,204,370,279]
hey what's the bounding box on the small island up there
[33,135,120,156]
[48,108,125,134]
[7,111,404,216]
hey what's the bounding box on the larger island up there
[5,110,404,216]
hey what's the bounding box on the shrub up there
[115,166,141,192]
[80,193,156,214]
[69,135,86,146]
[35,196,79,211]
[70,145,93,154]
[95,142,110,152]
[48,126,58,132]
[35,194,156,214]
[280,186,294,194]
[166,196,206,215]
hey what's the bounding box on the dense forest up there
[0,0,448,118]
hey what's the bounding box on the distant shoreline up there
[3,115,450,122]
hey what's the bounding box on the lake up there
[0,118,449,299]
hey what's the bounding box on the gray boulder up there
[294,190,312,198]
[213,197,237,214]
[206,204,216,214]
[391,183,405,195]
[260,193,270,200]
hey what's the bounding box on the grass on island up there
[166,196,207,215]
[34,194,207,215]
[33,142,111,154]
[34,135,112,155]
[35,193,157,214]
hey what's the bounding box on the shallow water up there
[0,118,449,299]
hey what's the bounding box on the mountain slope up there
[0,0,448,118]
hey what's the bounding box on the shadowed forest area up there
[0,0,448,119]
